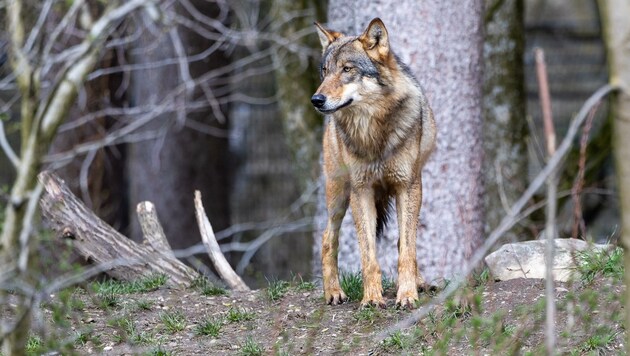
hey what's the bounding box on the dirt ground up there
[23,275,624,355]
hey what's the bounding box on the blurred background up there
[0,0,618,287]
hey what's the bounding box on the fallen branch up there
[194,191,250,292]
[38,171,199,288]
[137,201,175,259]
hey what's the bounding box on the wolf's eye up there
[322,66,327,74]
[343,66,352,72]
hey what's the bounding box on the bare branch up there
[23,0,54,54]
[379,84,618,339]
[41,0,85,61]
[0,119,20,168]
[38,0,153,139]
[17,183,43,272]
[535,47,558,355]
[194,191,250,292]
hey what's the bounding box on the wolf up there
[311,18,436,308]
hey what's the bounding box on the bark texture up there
[483,0,528,243]
[598,0,630,349]
[314,2,485,283]
[272,0,327,190]
[39,171,199,287]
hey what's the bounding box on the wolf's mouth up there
[318,99,353,114]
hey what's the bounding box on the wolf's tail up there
[375,188,393,239]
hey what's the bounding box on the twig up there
[536,49,556,156]
[571,104,600,239]
[17,183,43,272]
[0,119,20,168]
[535,47,557,355]
[378,84,617,340]
[194,190,250,292]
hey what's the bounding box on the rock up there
[484,239,613,282]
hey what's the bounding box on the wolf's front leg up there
[395,178,422,309]
[322,221,347,305]
[350,187,385,308]
[322,174,350,305]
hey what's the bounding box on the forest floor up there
[14,249,626,356]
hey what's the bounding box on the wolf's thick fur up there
[312,18,436,308]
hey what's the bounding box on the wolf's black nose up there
[311,94,326,108]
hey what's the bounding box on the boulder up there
[484,239,613,282]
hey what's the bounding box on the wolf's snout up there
[311,94,327,108]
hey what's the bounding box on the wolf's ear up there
[314,22,343,50]
[359,18,389,59]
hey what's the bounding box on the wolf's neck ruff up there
[331,90,421,161]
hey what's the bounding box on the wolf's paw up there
[360,296,386,309]
[325,289,348,305]
[361,283,385,308]
[396,293,419,309]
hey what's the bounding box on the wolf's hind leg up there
[395,178,422,309]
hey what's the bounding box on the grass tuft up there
[226,307,255,323]
[195,317,223,337]
[293,274,316,292]
[193,277,229,296]
[159,311,186,333]
[340,272,363,302]
[354,305,381,324]
[266,278,290,301]
[239,336,263,356]
[91,274,168,295]
[382,331,406,350]
[577,247,623,283]
[26,334,43,354]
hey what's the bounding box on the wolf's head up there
[311,18,395,114]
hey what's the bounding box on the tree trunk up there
[598,0,630,350]
[272,0,327,191]
[483,0,528,243]
[314,2,485,283]
[127,2,231,253]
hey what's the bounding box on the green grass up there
[382,331,406,350]
[91,274,168,295]
[381,275,396,292]
[579,327,616,353]
[26,335,43,354]
[195,317,223,337]
[353,305,381,324]
[193,277,228,296]
[159,311,187,333]
[145,347,172,356]
[135,299,154,310]
[472,268,491,286]
[96,291,120,309]
[577,247,623,283]
[239,337,263,356]
[226,307,255,323]
[110,317,158,344]
[340,272,363,302]
[293,274,316,292]
[266,279,290,301]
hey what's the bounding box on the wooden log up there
[136,201,175,259]
[194,191,250,292]
[38,171,199,288]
